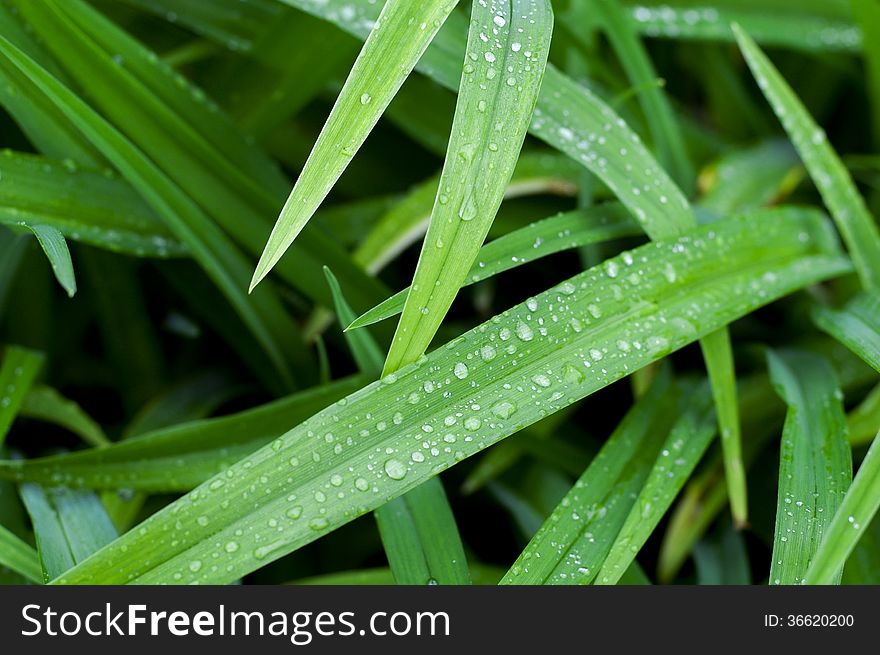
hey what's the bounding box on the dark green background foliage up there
[0,0,877,585]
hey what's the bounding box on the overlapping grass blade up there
[19,485,117,581]
[382,0,553,373]
[13,0,386,312]
[351,205,637,330]
[0,346,44,445]
[0,522,41,583]
[734,24,880,290]
[0,151,184,258]
[805,431,880,584]
[574,0,693,190]
[326,268,468,585]
[624,3,861,53]
[853,0,880,144]
[812,291,880,373]
[353,152,581,275]
[0,33,302,387]
[20,386,109,449]
[46,209,851,584]
[501,368,680,584]
[249,0,460,289]
[848,384,880,447]
[595,381,716,584]
[375,477,470,585]
[842,514,880,584]
[767,349,852,585]
[0,376,367,493]
[25,225,76,298]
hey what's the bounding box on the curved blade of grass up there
[353,152,581,275]
[287,0,744,536]
[49,209,852,584]
[350,204,638,330]
[281,0,693,238]
[501,367,680,584]
[626,4,860,53]
[249,0,460,290]
[0,34,302,387]
[19,484,117,581]
[20,386,109,449]
[853,0,880,145]
[324,268,383,377]
[375,477,470,585]
[17,0,387,312]
[0,375,367,493]
[325,268,468,585]
[734,24,880,291]
[578,0,694,190]
[699,329,746,526]
[804,430,880,584]
[25,225,76,298]
[382,0,553,373]
[0,522,42,583]
[767,349,852,585]
[595,380,717,584]
[812,291,880,374]
[0,151,185,258]
[0,345,45,446]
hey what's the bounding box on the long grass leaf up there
[595,380,716,584]
[812,291,880,374]
[20,386,109,449]
[0,34,301,387]
[0,345,44,445]
[0,522,41,583]
[375,477,470,585]
[250,0,460,289]
[734,24,880,290]
[804,431,880,584]
[382,0,553,372]
[767,349,852,585]
[48,209,850,584]
[19,485,117,581]
[350,204,638,330]
[0,151,185,258]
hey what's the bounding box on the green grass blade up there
[580,0,694,190]
[699,329,746,526]
[249,0,460,290]
[0,376,367,493]
[26,224,76,298]
[323,267,383,377]
[804,430,880,584]
[767,349,852,585]
[595,380,717,584]
[20,484,117,581]
[281,0,694,239]
[20,386,109,449]
[48,209,851,584]
[0,345,45,445]
[382,0,553,373]
[501,367,680,584]
[842,514,880,584]
[0,522,42,583]
[17,0,387,312]
[734,24,880,291]
[353,152,580,275]
[0,151,184,258]
[812,291,880,374]
[0,34,301,387]
[325,269,468,585]
[375,477,470,585]
[625,4,861,53]
[349,204,638,330]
